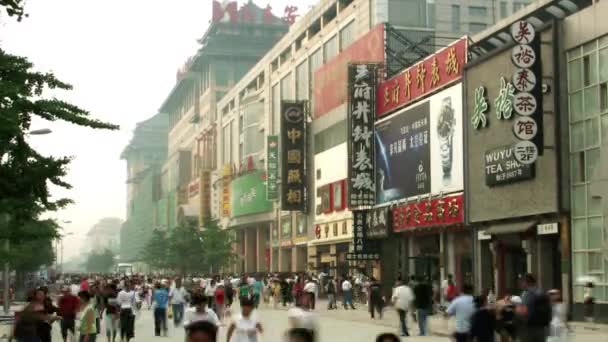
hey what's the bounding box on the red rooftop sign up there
[377,38,468,117]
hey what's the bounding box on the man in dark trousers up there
[369,277,383,319]
[413,276,433,336]
[517,273,551,342]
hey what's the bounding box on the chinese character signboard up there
[221,164,232,218]
[366,207,390,239]
[346,210,380,261]
[510,20,543,160]
[280,101,307,212]
[484,145,535,186]
[393,194,464,232]
[266,135,279,201]
[377,38,467,117]
[376,84,464,204]
[348,63,377,208]
[200,171,211,225]
[230,171,273,217]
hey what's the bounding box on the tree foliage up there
[85,249,116,273]
[140,220,234,275]
[0,0,26,21]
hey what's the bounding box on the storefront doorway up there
[409,255,440,282]
[497,241,527,297]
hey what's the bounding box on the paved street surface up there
[46,301,606,342]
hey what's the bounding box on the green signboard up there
[231,171,273,217]
[267,135,279,201]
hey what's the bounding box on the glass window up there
[571,151,584,184]
[281,72,293,101]
[389,0,427,28]
[583,53,598,86]
[584,86,599,118]
[272,84,280,134]
[586,148,600,183]
[309,48,323,75]
[339,20,355,51]
[600,48,608,83]
[296,61,308,101]
[570,91,584,121]
[513,2,524,12]
[602,114,608,143]
[588,187,602,217]
[570,121,585,152]
[222,123,232,165]
[314,121,347,154]
[601,34,608,48]
[585,118,599,147]
[500,2,508,18]
[469,23,487,33]
[588,252,602,271]
[588,218,603,249]
[573,253,587,279]
[469,6,487,17]
[583,40,597,54]
[451,5,461,32]
[568,59,582,91]
[572,185,587,218]
[573,219,587,250]
[324,35,338,63]
[601,83,608,112]
[568,47,582,61]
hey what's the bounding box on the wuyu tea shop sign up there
[510,20,544,164]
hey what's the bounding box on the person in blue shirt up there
[153,282,170,337]
[445,283,475,342]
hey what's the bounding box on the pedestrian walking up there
[117,282,136,342]
[186,321,218,342]
[470,295,496,342]
[152,282,169,337]
[184,293,219,327]
[391,280,414,336]
[517,274,552,342]
[325,277,337,310]
[14,288,61,342]
[369,277,383,319]
[102,284,119,342]
[342,276,355,310]
[548,289,568,342]
[271,279,281,309]
[58,286,80,342]
[226,297,263,342]
[205,279,217,311]
[583,282,595,322]
[252,277,264,309]
[303,278,317,310]
[413,277,433,336]
[78,291,98,342]
[169,278,188,327]
[445,283,475,342]
[214,284,226,322]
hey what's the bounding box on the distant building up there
[120,113,169,262]
[85,217,124,254]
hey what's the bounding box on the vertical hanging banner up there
[280,101,307,212]
[348,63,377,208]
[266,135,279,201]
[346,210,380,261]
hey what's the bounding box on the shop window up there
[568,59,582,91]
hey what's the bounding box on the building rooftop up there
[120,112,169,159]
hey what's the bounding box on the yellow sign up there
[221,164,232,218]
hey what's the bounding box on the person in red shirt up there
[214,284,225,322]
[58,286,80,342]
[80,277,89,292]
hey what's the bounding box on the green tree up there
[0,1,118,263]
[200,220,234,273]
[85,249,116,273]
[167,224,206,275]
[139,229,169,270]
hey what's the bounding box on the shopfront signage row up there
[392,193,464,232]
[377,38,467,117]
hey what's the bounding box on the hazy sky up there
[0,0,315,261]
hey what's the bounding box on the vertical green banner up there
[267,135,279,201]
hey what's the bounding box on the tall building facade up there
[120,113,168,262]
[85,218,124,254]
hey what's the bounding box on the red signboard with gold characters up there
[377,38,467,117]
[393,194,464,232]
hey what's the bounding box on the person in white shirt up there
[342,277,355,309]
[117,281,136,342]
[287,291,318,332]
[226,297,263,342]
[205,279,217,311]
[303,278,317,310]
[391,280,414,336]
[169,278,188,327]
[184,293,219,328]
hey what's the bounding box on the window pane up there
[588,184,603,216]
[573,253,587,279]
[281,72,293,100]
[583,53,598,86]
[583,41,597,54]
[600,48,608,83]
[588,218,603,249]
[570,121,585,151]
[500,2,507,18]
[586,148,600,183]
[568,59,582,91]
[570,91,584,121]
[469,23,487,33]
[602,114,608,143]
[296,61,308,101]
[272,84,280,134]
[571,151,584,183]
[323,35,338,63]
[389,0,427,28]
[588,252,602,271]
[339,20,355,50]
[573,219,587,250]
[572,185,587,218]
[601,35,608,48]
[586,118,599,147]
[469,6,487,17]
[584,86,599,118]
[451,5,461,32]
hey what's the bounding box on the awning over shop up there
[484,220,538,235]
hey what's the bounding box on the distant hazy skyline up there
[0,0,315,261]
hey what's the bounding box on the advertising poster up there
[375,100,431,204]
[230,171,273,217]
[430,84,464,195]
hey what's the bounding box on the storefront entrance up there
[409,255,440,282]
